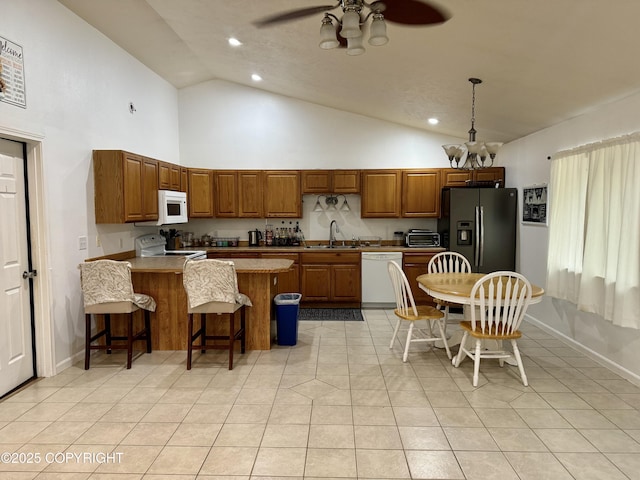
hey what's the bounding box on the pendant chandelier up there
[442,78,502,169]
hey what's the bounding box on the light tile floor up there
[1,309,640,479]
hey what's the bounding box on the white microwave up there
[136,190,188,226]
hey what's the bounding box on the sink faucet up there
[329,220,340,248]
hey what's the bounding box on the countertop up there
[127,256,293,274]
[203,245,446,254]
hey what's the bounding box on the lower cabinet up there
[300,252,361,306]
[402,252,437,305]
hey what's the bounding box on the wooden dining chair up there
[453,271,532,387]
[427,252,472,332]
[387,261,451,362]
[79,260,156,369]
[183,259,251,370]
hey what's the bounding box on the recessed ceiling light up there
[228,37,242,47]
[251,74,262,82]
[428,118,439,125]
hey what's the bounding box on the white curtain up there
[546,133,640,328]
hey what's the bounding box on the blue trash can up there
[274,293,302,346]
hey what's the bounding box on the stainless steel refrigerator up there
[438,187,517,273]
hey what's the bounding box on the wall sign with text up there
[0,35,26,108]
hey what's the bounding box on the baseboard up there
[525,314,640,387]
[55,350,85,375]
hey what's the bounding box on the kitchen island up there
[127,256,293,351]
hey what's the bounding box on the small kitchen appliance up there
[248,229,262,247]
[135,190,188,226]
[405,229,440,247]
[135,234,205,259]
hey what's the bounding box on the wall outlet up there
[95,235,101,247]
[119,238,124,248]
[79,236,88,250]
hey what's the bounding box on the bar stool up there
[183,259,252,370]
[79,260,156,369]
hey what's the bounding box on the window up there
[546,133,640,328]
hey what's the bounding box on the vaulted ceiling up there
[59,0,640,143]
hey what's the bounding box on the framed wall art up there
[522,184,548,225]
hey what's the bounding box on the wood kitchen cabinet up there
[402,252,437,305]
[180,167,188,193]
[263,170,301,218]
[214,170,264,218]
[187,168,214,218]
[93,150,159,223]
[159,161,181,191]
[402,169,441,218]
[300,252,360,306]
[361,170,401,218]
[214,170,238,217]
[441,166,505,188]
[301,170,360,194]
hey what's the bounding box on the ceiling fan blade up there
[254,5,338,27]
[370,0,450,25]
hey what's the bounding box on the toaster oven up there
[405,230,440,248]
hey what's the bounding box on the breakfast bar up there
[126,256,293,350]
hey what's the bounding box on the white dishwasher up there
[361,251,403,308]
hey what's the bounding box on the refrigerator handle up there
[474,206,480,267]
[479,206,485,267]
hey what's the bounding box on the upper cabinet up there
[93,150,159,223]
[361,170,401,218]
[263,170,301,218]
[187,168,214,218]
[158,162,181,191]
[301,170,361,194]
[402,169,441,218]
[214,170,264,218]
[441,167,505,188]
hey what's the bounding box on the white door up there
[0,137,35,396]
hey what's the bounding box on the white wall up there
[0,0,180,371]
[501,91,640,382]
[178,79,462,242]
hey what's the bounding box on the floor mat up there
[298,308,364,321]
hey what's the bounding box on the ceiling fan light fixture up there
[319,15,340,49]
[368,13,388,46]
[340,8,362,38]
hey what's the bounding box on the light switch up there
[78,236,88,250]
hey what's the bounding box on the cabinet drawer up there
[403,253,437,265]
[301,252,361,264]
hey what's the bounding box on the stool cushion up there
[85,301,139,314]
[183,259,252,309]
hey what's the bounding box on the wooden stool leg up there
[126,313,134,369]
[84,313,92,370]
[145,310,152,353]
[187,313,194,370]
[105,314,112,354]
[240,306,246,354]
[228,312,234,370]
[201,314,207,353]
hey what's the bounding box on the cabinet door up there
[333,170,360,193]
[441,169,472,188]
[301,265,331,301]
[123,153,145,222]
[141,157,159,220]
[331,264,361,302]
[262,253,299,294]
[301,170,331,193]
[473,166,505,186]
[402,170,441,217]
[169,165,181,190]
[214,171,238,217]
[180,168,189,193]
[158,162,171,190]
[264,171,301,217]
[239,171,263,217]
[403,253,436,305]
[361,170,401,218]
[188,169,214,218]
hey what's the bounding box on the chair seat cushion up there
[459,321,522,339]
[189,301,244,314]
[85,301,138,314]
[394,305,444,321]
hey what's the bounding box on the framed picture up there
[522,184,548,225]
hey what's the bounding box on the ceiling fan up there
[253,0,450,28]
